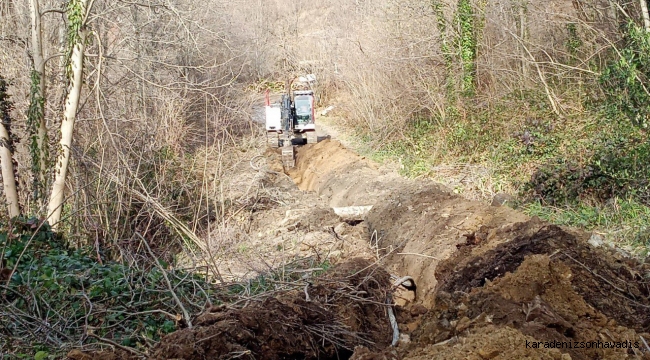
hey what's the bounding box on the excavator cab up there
[292,90,317,144]
[294,93,314,126]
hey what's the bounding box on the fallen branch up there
[87,333,146,357]
[561,252,625,293]
[640,335,650,354]
[137,233,193,328]
[304,283,311,302]
[396,252,438,260]
[562,252,650,310]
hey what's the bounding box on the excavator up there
[265,76,317,168]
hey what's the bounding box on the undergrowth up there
[0,217,337,358]
[524,199,650,257]
[227,259,332,297]
[365,90,566,184]
[0,218,218,357]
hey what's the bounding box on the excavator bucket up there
[282,145,295,168]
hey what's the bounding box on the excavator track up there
[267,132,279,148]
[306,131,317,144]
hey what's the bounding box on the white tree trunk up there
[47,28,87,230]
[29,0,49,198]
[0,122,19,218]
[641,0,650,32]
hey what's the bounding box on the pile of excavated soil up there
[149,258,393,360]
[67,258,395,360]
[365,182,530,307]
[406,222,650,360]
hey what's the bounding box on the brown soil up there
[149,258,392,360]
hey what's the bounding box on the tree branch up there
[136,232,193,329]
[40,9,65,16]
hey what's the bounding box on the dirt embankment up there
[287,140,650,359]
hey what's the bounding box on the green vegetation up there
[601,21,650,129]
[361,84,649,251]
[431,0,478,115]
[456,0,476,95]
[565,23,583,59]
[366,90,560,179]
[64,0,85,79]
[432,0,455,102]
[27,70,48,203]
[347,7,650,255]
[524,199,650,256]
[0,218,218,356]
[0,217,335,357]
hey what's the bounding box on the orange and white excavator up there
[265,76,317,167]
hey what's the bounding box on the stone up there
[410,304,429,317]
[491,192,513,206]
[334,222,350,236]
[478,348,500,359]
[588,233,604,248]
[456,316,471,332]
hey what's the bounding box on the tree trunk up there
[47,0,88,230]
[519,5,529,82]
[29,0,49,203]
[0,78,19,218]
[641,0,650,32]
[0,125,19,218]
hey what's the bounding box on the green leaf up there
[34,351,48,360]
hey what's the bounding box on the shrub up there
[600,21,650,130]
[528,124,650,206]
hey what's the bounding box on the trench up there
[280,139,650,360]
[140,138,650,360]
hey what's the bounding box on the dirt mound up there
[436,223,650,333]
[409,223,650,360]
[407,325,570,359]
[366,184,529,307]
[288,139,403,207]
[149,258,393,360]
[72,138,649,359]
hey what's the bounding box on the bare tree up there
[641,0,650,31]
[0,76,19,217]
